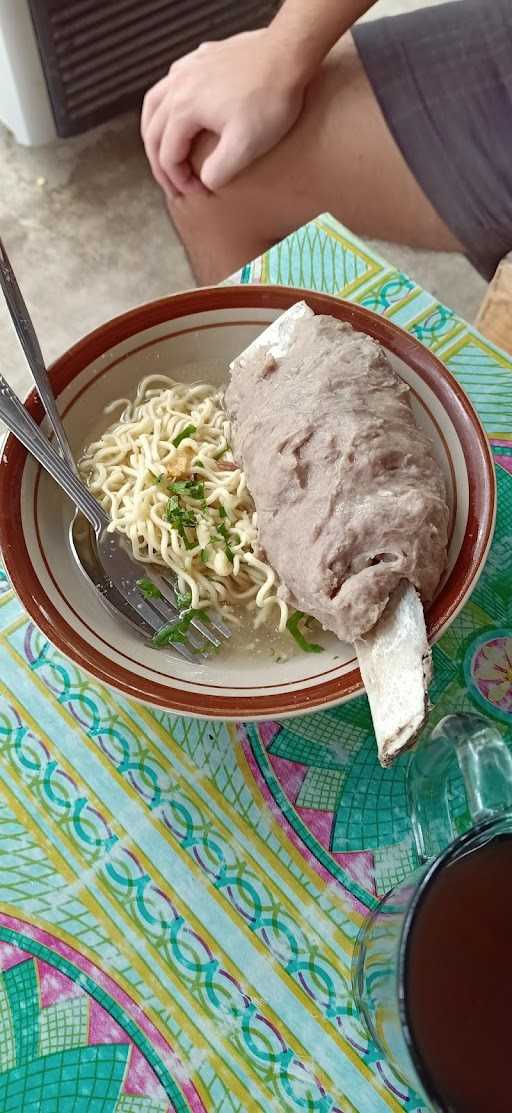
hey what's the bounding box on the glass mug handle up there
[407,712,512,863]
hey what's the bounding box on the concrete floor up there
[0,0,483,400]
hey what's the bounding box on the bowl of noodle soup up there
[0,286,495,719]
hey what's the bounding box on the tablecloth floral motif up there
[464,631,512,724]
[0,212,510,1112]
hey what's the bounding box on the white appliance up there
[0,0,277,147]
[0,0,56,145]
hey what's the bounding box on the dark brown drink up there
[405,834,512,1112]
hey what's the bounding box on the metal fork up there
[0,236,230,658]
[0,373,229,660]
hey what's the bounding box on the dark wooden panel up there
[28,0,278,137]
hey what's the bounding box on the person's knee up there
[167,119,293,280]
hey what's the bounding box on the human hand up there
[141,29,307,196]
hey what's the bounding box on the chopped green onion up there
[286,611,323,653]
[200,548,209,563]
[165,496,197,548]
[152,605,210,647]
[153,623,187,647]
[169,478,205,501]
[172,424,196,448]
[165,495,178,517]
[218,505,227,519]
[136,578,163,599]
[175,590,192,610]
[193,609,210,623]
[217,522,235,563]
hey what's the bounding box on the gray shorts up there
[353,0,512,279]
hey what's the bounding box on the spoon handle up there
[0,237,75,470]
[0,372,108,532]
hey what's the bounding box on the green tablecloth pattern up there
[0,212,510,1112]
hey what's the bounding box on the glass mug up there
[352,713,512,1112]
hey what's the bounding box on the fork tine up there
[95,529,221,656]
[99,587,198,662]
[201,609,232,639]
[103,585,201,661]
[69,513,196,656]
[143,591,210,653]
[152,572,231,643]
[125,595,199,661]
[150,572,227,648]
[108,571,209,653]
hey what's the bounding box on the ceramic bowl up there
[0,286,496,718]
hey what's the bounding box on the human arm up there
[141,0,377,196]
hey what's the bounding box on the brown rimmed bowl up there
[0,285,496,719]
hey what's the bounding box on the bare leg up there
[168,33,462,285]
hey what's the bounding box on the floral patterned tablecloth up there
[0,212,510,1112]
